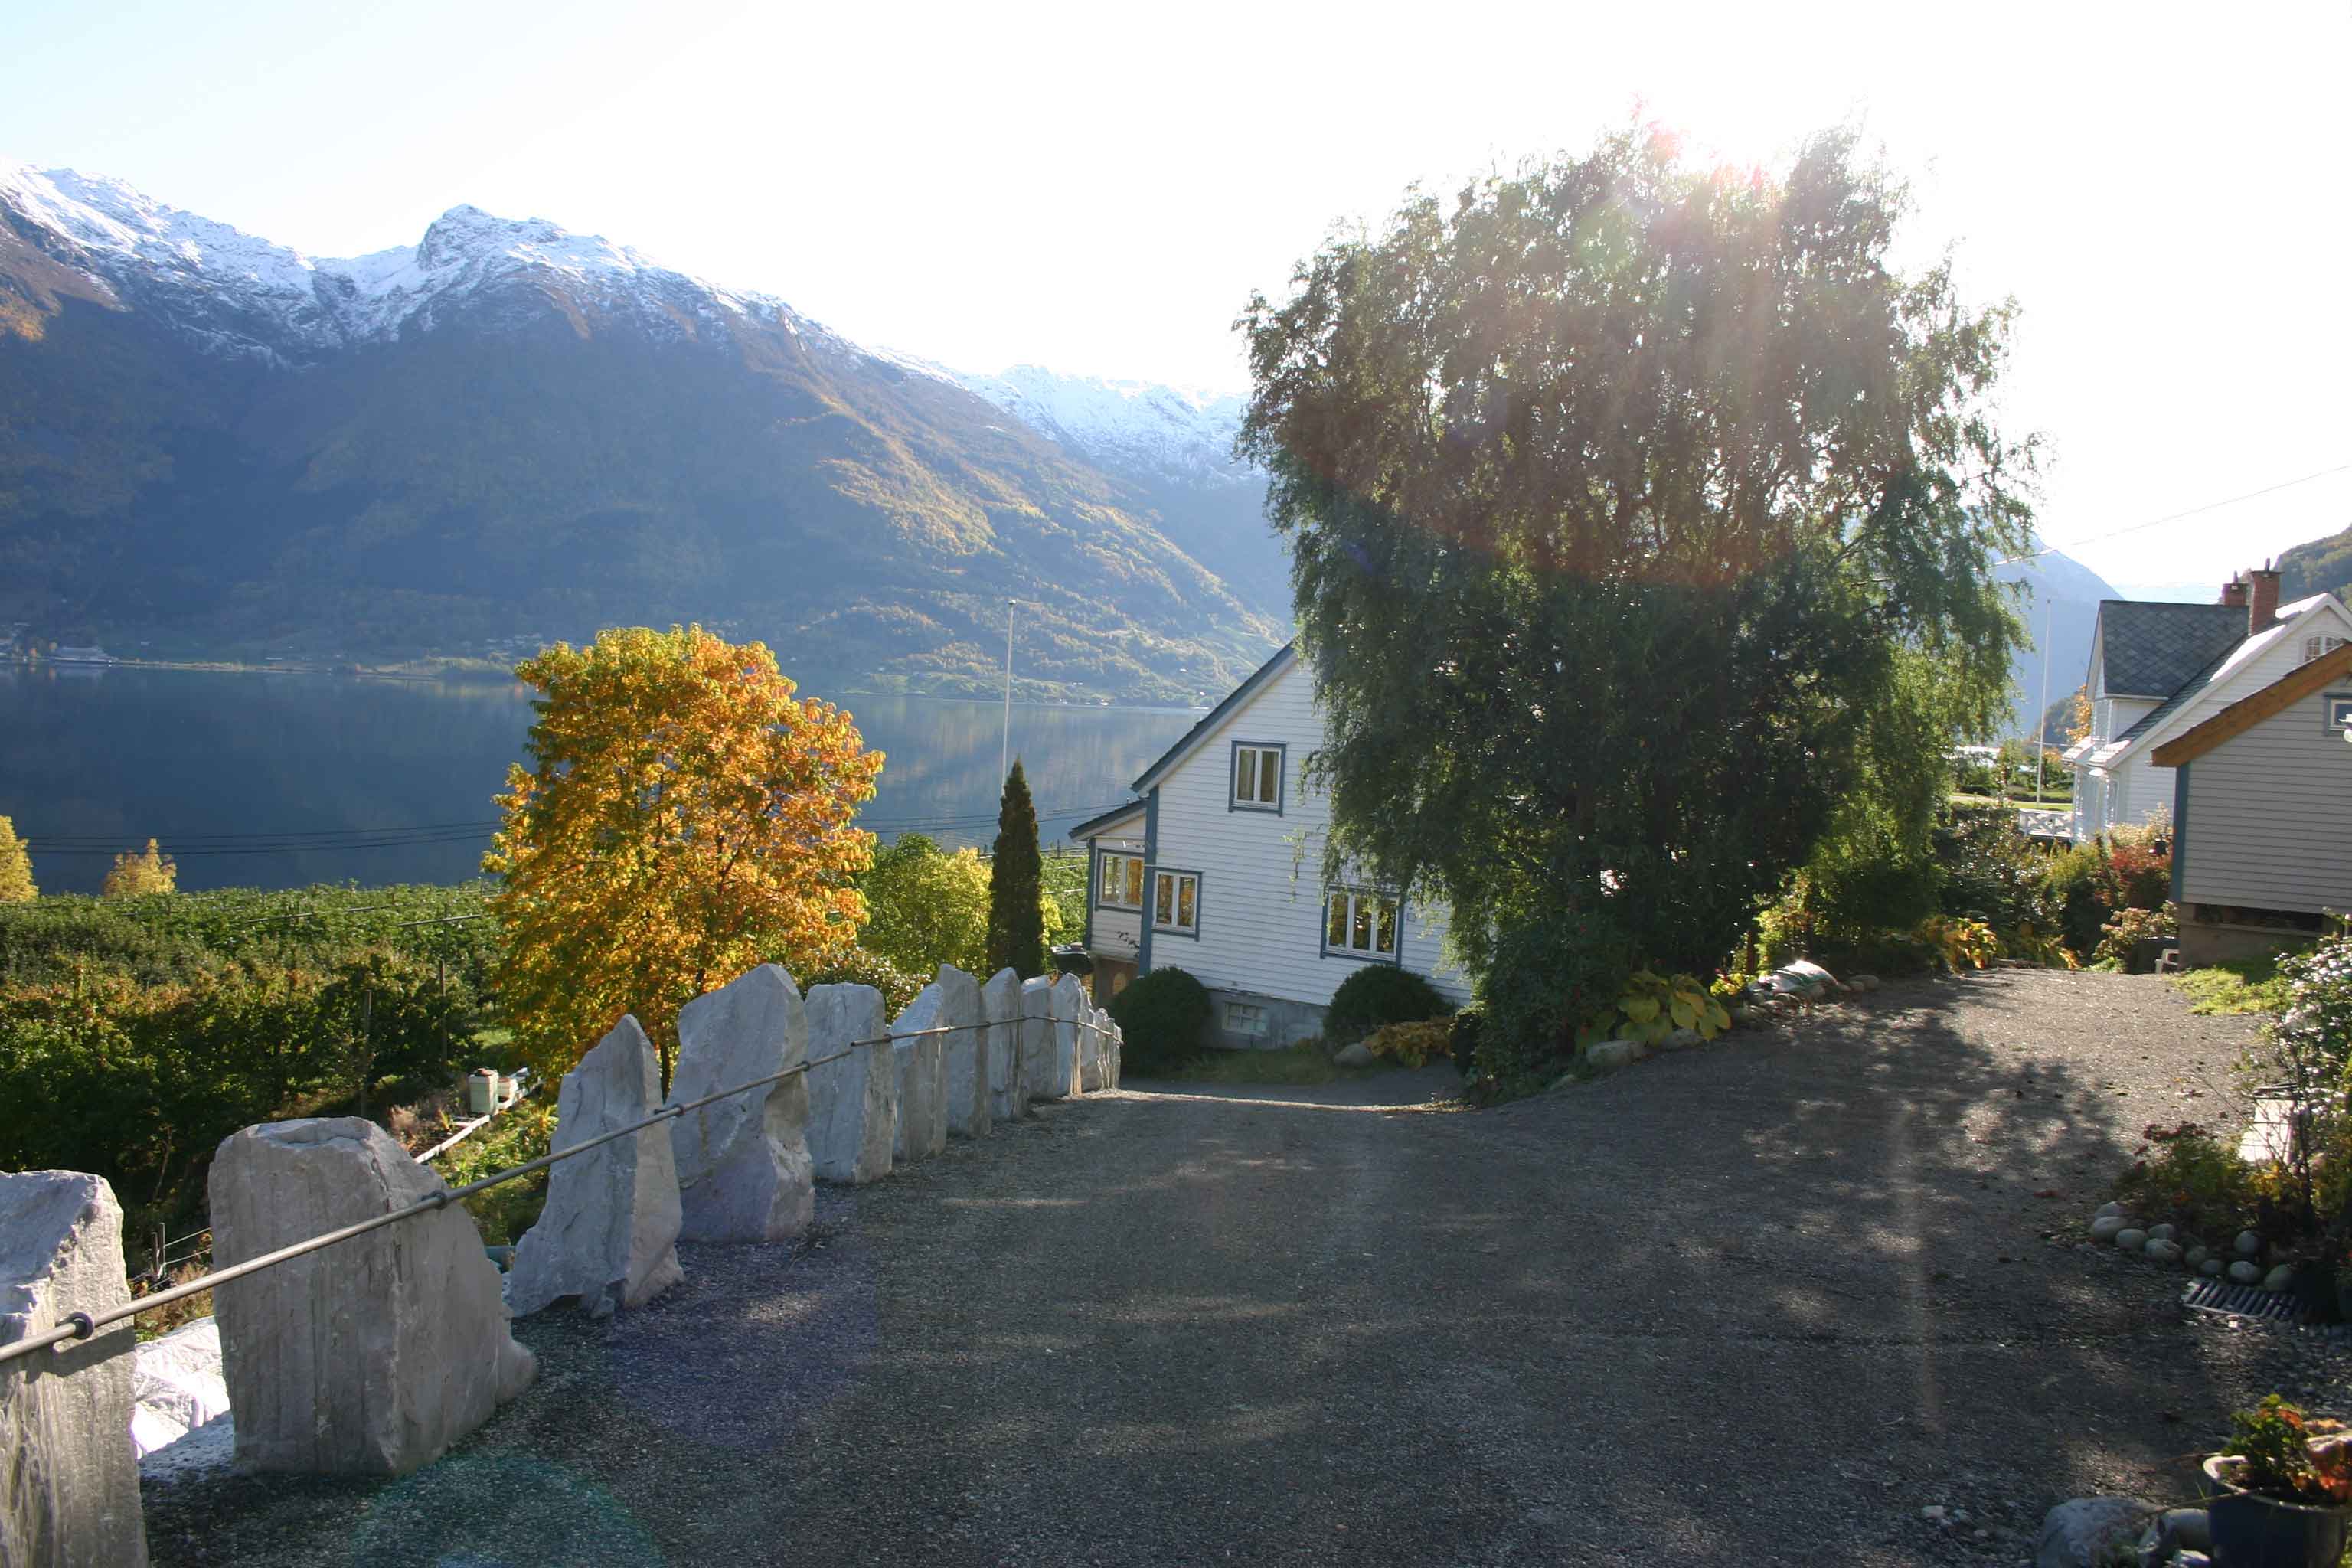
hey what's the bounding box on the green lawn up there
[2171,954,2298,1016]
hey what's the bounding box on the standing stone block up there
[1083,1006,1116,1092]
[1051,974,1087,1097]
[983,968,1024,1122]
[1107,1018,1123,1089]
[668,965,813,1243]
[1,1171,146,1567]
[807,984,894,1184]
[507,1017,684,1318]
[891,984,950,1161]
[211,1119,536,1476]
[933,965,990,1139]
[1020,977,1059,1102]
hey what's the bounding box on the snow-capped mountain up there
[0,163,813,364]
[897,359,1255,490]
[0,161,1289,696]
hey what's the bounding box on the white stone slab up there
[806,984,894,1184]
[668,965,814,1243]
[507,1017,685,1318]
[891,984,949,1161]
[934,965,990,1139]
[983,967,1024,1122]
[1,1170,147,1566]
[130,1316,228,1459]
[1051,974,1087,1098]
[211,1118,536,1475]
[1019,976,1058,1102]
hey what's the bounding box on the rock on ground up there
[130,1315,229,1459]
[983,967,1024,1122]
[0,1169,148,1567]
[668,965,814,1243]
[2036,1495,2157,1566]
[1334,1041,1377,1068]
[210,1118,535,1475]
[933,965,990,1139]
[891,984,950,1162]
[507,1018,685,1318]
[807,984,895,1184]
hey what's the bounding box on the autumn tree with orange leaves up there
[485,626,883,1088]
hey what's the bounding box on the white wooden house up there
[1071,643,1469,1050]
[2152,641,2352,964]
[2065,566,2352,840]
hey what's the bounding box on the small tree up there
[859,833,992,977]
[485,626,883,1089]
[102,838,176,897]
[0,816,34,903]
[985,760,1047,978]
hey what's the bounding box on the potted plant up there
[2203,1396,2352,1566]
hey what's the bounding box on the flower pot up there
[2203,1452,2352,1566]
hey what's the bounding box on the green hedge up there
[1108,967,1213,1075]
[1325,965,1452,1047]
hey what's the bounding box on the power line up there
[2049,459,2352,553]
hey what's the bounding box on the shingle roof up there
[2112,642,2236,746]
[2096,601,2246,697]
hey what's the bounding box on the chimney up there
[2220,576,2249,610]
[2249,560,2282,632]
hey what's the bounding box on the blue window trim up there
[1319,886,1403,966]
[2325,692,2352,733]
[1227,739,1285,815]
[1148,866,1204,940]
[1138,790,1159,973]
[1091,845,1144,913]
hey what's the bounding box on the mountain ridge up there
[0,163,1289,701]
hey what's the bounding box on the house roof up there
[1067,800,1145,841]
[2093,600,2248,697]
[1129,642,1298,795]
[2151,642,2352,767]
[2091,642,2240,764]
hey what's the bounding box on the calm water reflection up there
[0,666,1198,894]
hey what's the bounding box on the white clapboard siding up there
[1145,657,1471,1008]
[2180,686,2352,913]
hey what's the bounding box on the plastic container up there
[466,1068,498,1116]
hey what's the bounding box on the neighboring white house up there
[2151,641,2352,964]
[1071,642,1469,1050]
[2065,566,2352,841]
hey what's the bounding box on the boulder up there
[2264,1263,2296,1292]
[1334,1041,1377,1068]
[2095,1201,2125,1220]
[2229,1259,2263,1285]
[668,965,813,1243]
[891,985,950,1161]
[1584,1039,1638,1070]
[2147,1223,2176,1242]
[0,1170,148,1566]
[2236,1230,2263,1257]
[1662,1026,1704,1050]
[2089,1214,2128,1243]
[983,968,1024,1122]
[1762,959,1841,998]
[211,1118,536,1475]
[2113,1228,2148,1251]
[1020,977,1059,1100]
[2145,1239,2183,1263]
[933,965,991,1139]
[507,1018,685,1317]
[1847,973,1882,994]
[2201,1258,2224,1276]
[806,985,895,1184]
[1050,974,1088,1096]
[2034,1496,2156,1567]
[130,1316,229,1459]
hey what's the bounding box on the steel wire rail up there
[0,1011,1116,1368]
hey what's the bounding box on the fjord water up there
[1,666,1197,895]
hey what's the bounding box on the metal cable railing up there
[0,1011,1118,1368]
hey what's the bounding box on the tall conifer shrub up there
[986,760,1047,978]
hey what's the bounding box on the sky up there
[4,0,2347,600]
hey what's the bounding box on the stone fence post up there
[983,967,1024,1122]
[1,1170,147,1568]
[935,965,989,1140]
[890,982,950,1162]
[806,984,893,1184]
[668,965,813,1243]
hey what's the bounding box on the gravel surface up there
[143,968,2314,1566]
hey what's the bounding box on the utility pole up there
[1001,599,1018,785]
[2034,593,2055,802]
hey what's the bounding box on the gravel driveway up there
[147,968,2328,1566]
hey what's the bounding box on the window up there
[2306,635,2349,665]
[2328,694,2352,733]
[1223,1001,1267,1037]
[1096,850,1143,910]
[1152,869,1200,935]
[1231,742,1282,812]
[1325,889,1399,960]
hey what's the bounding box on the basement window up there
[1223,1001,1268,1037]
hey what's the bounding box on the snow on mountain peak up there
[903,359,1256,488]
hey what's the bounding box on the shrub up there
[1448,1006,1485,1078]
[1363,1019,1454,1067]
[2276,936,2352,1080]
[1932,807,2050,932]
[1469,910,1634,1093]
[1324,965,1452,1047]
[1106,966,1213,1075]
[1587,969,1730,1048]
[2112,1120,2259,1241]
[800,946,924,1016]
[2093,903,2177,969]
[1917,914,1998,972]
